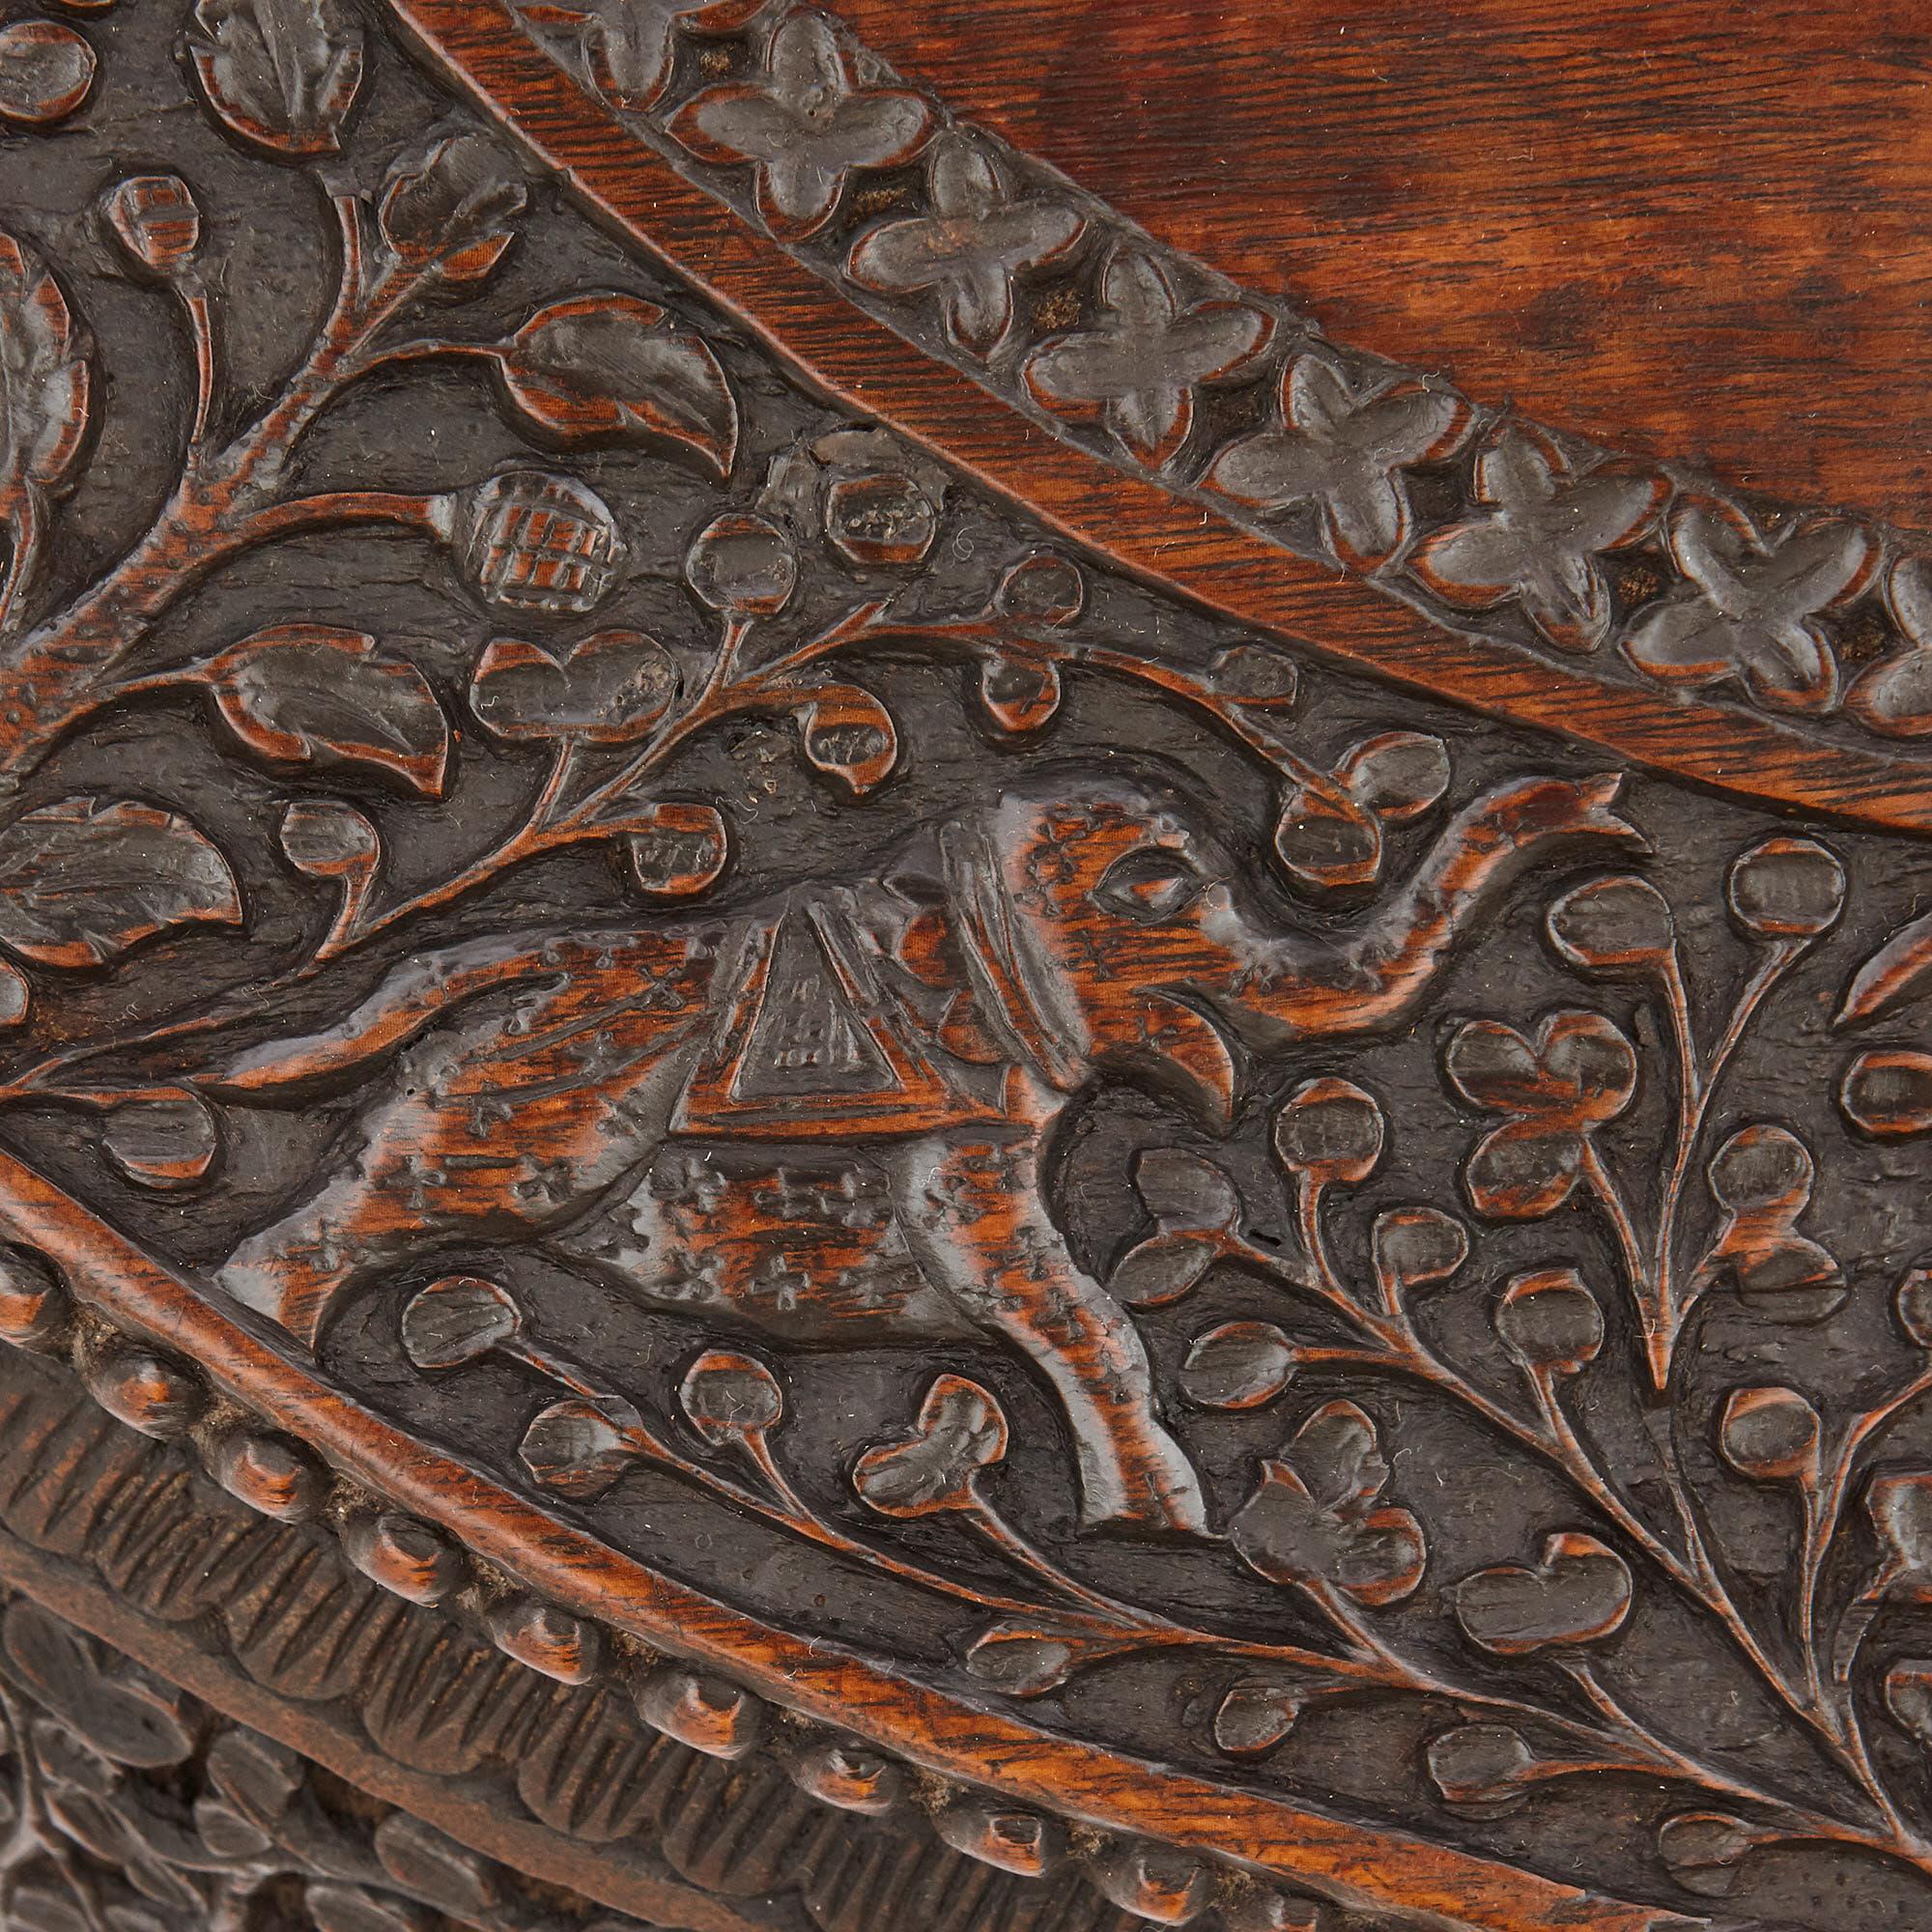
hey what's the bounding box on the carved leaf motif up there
[1697,1124,1843,1321]
[305,1884,426,1932]
[520,1394,647,1499]
[188,0,364,157]
[1884,1659,1932,1747]
[1450,1531,1634,1654]
[0,958,26,1031]
[1110,1147,1237,1307]
[1228,1402,1426,1606]
[469,628,677,744]
[0,230,90,624]
[1848,553,1932,737]
[1546,873,1676,977]
[1427,1724,1540,1818]
[796,682,897,794]
[279,798,379,880]
[1656,1812,1763,1898]
[624,800,730,897]
[378,124,525,285]
[1370,1207,1468,1302]
[100,1089,220,1192]
[1180,1321,1296,1410]
[0,20,97,127]
[1494,1267,1603,1378]
[853,1373,1008,1517]
[498,294,738,475]
[1718,1385,1820,1483]
[680,1349,783,1447]
[1444,1010,1637,1219]
[0,796,240,968]
[204,625,450,795]
[401,1274,522,1370]
[1212,1678,1303,1757]
[1866,1471,1932,1601]
[962,1622,1132,1697]
[977,649,1061,734]
[1274,1076,1384,1188]
[0,1599,196,1769]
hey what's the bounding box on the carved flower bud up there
[1726,835,1845,939]
[825,470,937,567]
[451,470,622,614]
[1426,1723,1538,1819]
[100,174,202,278]
[1545,874,1675,976]
[378,124,524,283]
[1273,1076,1384,1188]
[684,512,797,618]
[1494,1267,1604,1378]
[1718,1384,1820,1484]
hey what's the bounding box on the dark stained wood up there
[5,4,1932,1931]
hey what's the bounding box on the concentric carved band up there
[392,0,1932,833]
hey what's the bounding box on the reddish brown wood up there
[838,0,1932,531]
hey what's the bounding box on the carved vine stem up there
[1234,1174,1932,1857]
[0,189,474,786]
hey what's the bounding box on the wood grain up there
[840,0,1932,529]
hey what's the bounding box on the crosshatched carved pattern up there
[5,2,1932,1930]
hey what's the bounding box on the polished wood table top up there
[0,5,1926,1930]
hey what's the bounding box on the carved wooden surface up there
[2,4,1932,1930]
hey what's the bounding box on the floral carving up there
[1847,552,1932,737]
[1023,244,1273,469]
[510,0,765,114]
[848,130,1087,357]
[668,9,936,238]
[1619,495,1876,710]
[1408,423,1667,651]
[1208,352,1470,568]
[1443,1010,1637,1219]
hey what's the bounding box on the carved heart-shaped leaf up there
[401,1274,522,1370]
[205,625,449,795]
[1451,1531,1633,1654]
[1211,1677,1303,1756]
[0,796,240,968]
[622,800,730,898]
[1371,1206,1468,1302]
[853,1374,1007,1517]
[680,1349,783,1448]
[499,294,738,475]
[0,21,96,127]
[1335,730,1451,821]
[373,1814,501,1923]
[520,1394,647,1499]
[796,683,897,794]
[1180,1321,1296,1410]
[1272,781,1380,891]
[278,799,379,880]
[188,0,363,157]
[1229,1402,1425,1606]
[1426,1723,1540,1819]
[100,1089,220,1192]
[469,629,677,744]
[977,649,1062,734]
[962,1622,1132,1697]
